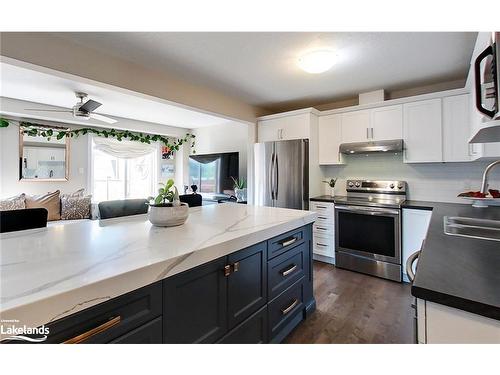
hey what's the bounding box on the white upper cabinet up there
[318,114,343,165]
[340,110,371,143]
[339,106,402,144]
[257,113,310,142]
[371,105,403,141]
[443,94,473,162]
[403,99,443,163]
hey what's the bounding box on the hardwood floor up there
[285,261,414,344]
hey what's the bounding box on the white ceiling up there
[0,62,238,129]
[57,32,477,108]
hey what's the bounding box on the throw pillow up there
[61,195,92,220]
[61,188,85,200]
[26,190,61,221]
[0,193,26,211]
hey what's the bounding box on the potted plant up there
[322,178,337,197]
[147,179,189,227]
[231,177,247,202]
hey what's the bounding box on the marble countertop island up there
[0,204,316,329]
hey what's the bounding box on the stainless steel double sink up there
[444,216,500,242]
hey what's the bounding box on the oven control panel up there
[346,180,407,193]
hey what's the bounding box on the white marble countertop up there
[0,204,316,329]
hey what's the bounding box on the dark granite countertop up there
[310,195,336,202]
[404,200,500,321]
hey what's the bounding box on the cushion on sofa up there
[61,188,85,200]
[0,193,26,211]
[25,190,61,221]
[61,195,92,220]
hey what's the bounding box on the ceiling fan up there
[25,92,117,124]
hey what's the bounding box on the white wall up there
[320,153,500,203]
[0,121,89,197]
[0,119,192,198]
[191,121,250,182]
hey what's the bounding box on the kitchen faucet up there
[480,160,500,194]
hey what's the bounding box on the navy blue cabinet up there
[227,242,267,329]
[163,257,228,343]
[218,306,268,344]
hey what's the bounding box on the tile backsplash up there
[320,153,500,204]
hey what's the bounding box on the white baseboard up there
[313,253,335,265]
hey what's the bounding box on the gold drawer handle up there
[280,237,297,247]
[281,264,297,277]
[281,299,299,315]
[63,316,121,344]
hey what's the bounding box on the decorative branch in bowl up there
[147,179,189,227]
[322,178,337,197]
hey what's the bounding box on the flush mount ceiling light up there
[298,50,336,74]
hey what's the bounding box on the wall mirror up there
[19,125,70,181]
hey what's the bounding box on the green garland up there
[17,120,196,155]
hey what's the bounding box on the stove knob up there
[397,183,404,190]
[390,183,395,189]
[348,181,354,188]
[355,181,361,187]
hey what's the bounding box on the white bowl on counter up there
[148,202,189,227]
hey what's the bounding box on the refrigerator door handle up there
[275,153,279,201]
[269,152,275,201]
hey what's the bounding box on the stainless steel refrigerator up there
[253,139,309,210]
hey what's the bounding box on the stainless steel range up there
[334,180,407,282]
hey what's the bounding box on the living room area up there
[0,54,252,229]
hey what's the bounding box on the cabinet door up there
[403,99,443,163]
[218,306,268,344]
[227,242,267,329]
[402,208,432,282]
[258,113,310,142]
[318,114,343,164]
[341,110,371,143]
[258,119,282,142]
[371,105,403,141]
[443,95,473,162]
[163,258,227,343]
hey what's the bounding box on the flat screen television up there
[189,152,239,195]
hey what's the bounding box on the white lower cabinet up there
[310,200,335,264]
[417,299,500,343]
[402,208,432,282]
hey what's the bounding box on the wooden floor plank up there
[285,261,414,344]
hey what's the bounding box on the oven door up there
[335,204,401,264]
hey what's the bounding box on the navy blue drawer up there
[268,241,306,300]
[44,282,162,344]
[110,317,162,344]
[268,278,304,340]
[267,227,306,260]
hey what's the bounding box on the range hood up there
[469,119,500,143]
[339,139,403,154]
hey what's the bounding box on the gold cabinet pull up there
[281,264,297,277]
[63,316,121,344]
[281,299,299,315]
[280,237,297,247]
[223,264,231,277]
[233,262,240,272]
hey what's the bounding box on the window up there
[91,138,157,202]
[189,157,220,194]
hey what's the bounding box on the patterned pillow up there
[61,188,85,200]
[61,195,92,220]
[0,193,26,211]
